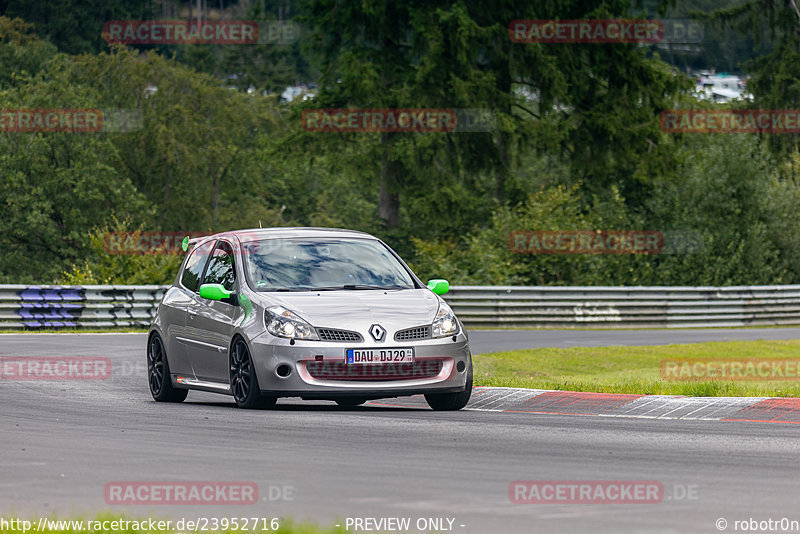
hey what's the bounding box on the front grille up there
[317,328,363,342]
[394,325,431,341]
[305,360,444,381]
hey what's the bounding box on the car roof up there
[191,227,375,246]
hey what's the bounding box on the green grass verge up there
[468,324,800,331]
[473,339,800,397]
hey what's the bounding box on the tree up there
[0,0,156,54]
[0,16,57,88]
[697,0,800,155]
[59,46,285,231]
[301,0,690,233]
[0,58,152,282]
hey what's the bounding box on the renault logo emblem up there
[369,324,386,342]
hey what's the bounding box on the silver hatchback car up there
[147,228,472,410]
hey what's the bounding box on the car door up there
[185,239,241,384]
[168,239,216,377]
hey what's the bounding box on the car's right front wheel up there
[230,337,277,409]
[425,364,472,411]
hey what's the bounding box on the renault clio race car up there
[147,227,472,410]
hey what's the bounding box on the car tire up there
[147,333,188,403]
[230,337,277,409]
[424,363,472,411]
[335,397,368,407]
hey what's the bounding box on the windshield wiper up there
[310,284,407,291]
[276,287,345,292]
[262,287,332,292]
[262,285,408,292]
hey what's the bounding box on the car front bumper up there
[248,331,471,399]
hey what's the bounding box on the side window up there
[180,241,215,292]
[203,241,236,291]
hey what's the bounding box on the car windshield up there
[243,237,416,291]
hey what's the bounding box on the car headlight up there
[265,306,319,340]
[432,301,459,338]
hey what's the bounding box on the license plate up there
[346,347,415,364]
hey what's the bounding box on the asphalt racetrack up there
[2,330,800,534]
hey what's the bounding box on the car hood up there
[258,288,441,331]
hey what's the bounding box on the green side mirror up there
[181,236,190,252]
[427,279,449,295]
[199,283,232,301]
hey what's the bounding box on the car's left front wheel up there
[230,337,277,409]
[148,334,188,403]
[425,362,472,411]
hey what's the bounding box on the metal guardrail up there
[2,284,800,330]
[0,285,166,329]
[445,286,800,328]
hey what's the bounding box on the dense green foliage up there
[0,0,799,286]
